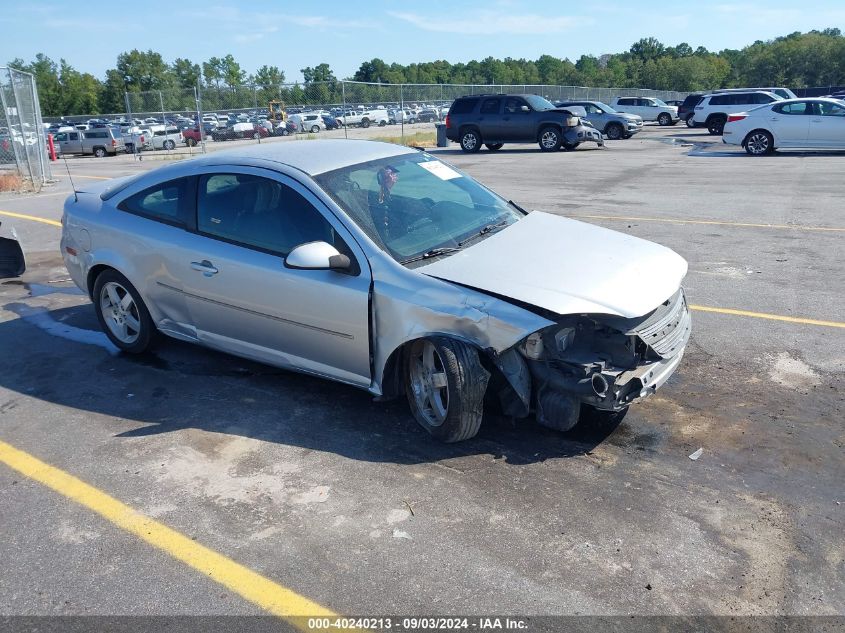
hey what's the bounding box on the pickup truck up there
[54,128,125,157]
[116,126,148,153]
[338,109,389,128]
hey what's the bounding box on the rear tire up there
[361,119,370,128]
[744,130,774,156]
[310,125,320,133]
[685,115,696,128]
[459,128,481,153]
[93,147,106,158]
[185,137,197,147]
[485,143,503,151]
[579,404,629,428]
[163,140,175,150]
[378,120,387,127]
[92,269,155,354]
[405,337,489,443]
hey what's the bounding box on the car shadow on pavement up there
[0,301,624,467]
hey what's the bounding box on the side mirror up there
[520,105,530,112]
[285,241,351,272]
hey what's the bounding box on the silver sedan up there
[61,140,690,442]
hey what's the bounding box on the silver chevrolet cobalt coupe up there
[61,140,690,442]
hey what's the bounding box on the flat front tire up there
[93,269,155,354]
[459,129,481,153]
[405,337,489,443]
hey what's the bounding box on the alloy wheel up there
[99,282,141,345]
[409,340,450,427]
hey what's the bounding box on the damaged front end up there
[515,289,691,430]
[0,221,25,278]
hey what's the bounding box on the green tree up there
[171,58,201,90]
[116,49,171,91]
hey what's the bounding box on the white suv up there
[610,97,679,126]
[692,91,782,135]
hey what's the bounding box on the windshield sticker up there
[418,161,462,180]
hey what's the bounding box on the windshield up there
[594,101,616,113]
[654,99,669,107]
[524,95,556,111]
[314,153,523,265]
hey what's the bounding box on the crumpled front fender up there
[370,274,554,396]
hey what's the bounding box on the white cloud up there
[389,10,586,35]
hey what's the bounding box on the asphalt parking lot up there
[0,125,843,625]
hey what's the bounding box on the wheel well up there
[742,128,774,147]
[537,124,561,139]
[459,125,480,137]
[706,113,727,123]
[86,264,112,301]
[379,336,496,401]
[93,145,106,153]
[604,121,622,133]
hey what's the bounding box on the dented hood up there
[419,211,688,318]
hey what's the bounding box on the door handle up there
[190,260,218,276]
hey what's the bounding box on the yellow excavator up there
[268,100,287,122]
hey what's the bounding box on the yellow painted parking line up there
[689,305,845,329]
[71,174,111,180]
[569,214,845,233]
[0,210,62,227]
[0,439,336,626]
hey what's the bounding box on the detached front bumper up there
[565,125,604,146]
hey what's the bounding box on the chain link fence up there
[48,81,690,159]
[0,66,51,190]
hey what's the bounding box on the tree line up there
[8,29,844,117]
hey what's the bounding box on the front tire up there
[93,269,155,354]
[707,116,726,136]
[579,404,629,428]
[405,337,489,443]
[605,122,624,140]
[744,130,774,156]
[539,126,562,152]
[561,142,580,151]
[459,128,481,153]
[657,112,672,126]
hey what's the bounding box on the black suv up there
[678,93,704,127]
[444,93,604,152]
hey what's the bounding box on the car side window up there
[752,93,774,104]
[504,97,526,114]
[480,98,501,114]
[118,177,193,227]
[819,102,845,116]
[197,173,335,257]
[586,104,601,114]
[776,102,811,115]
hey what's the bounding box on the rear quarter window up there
[450,98,479,115]
[117,177,194,227]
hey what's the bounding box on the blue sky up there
[4,0,845,81]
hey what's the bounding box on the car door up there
[501,96,534,141]
[182,166,372,387]
[476,97,503,141]
[808,101,845,147]
[770,102,812,146]
[616,98,640,118]
[582,103,607,130]
[59,131,83,154]
[638,98,659,121]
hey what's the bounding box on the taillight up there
[444,114,451,128]
[727,114,747,123]
[112,139,117,146]
[140,135,144,143]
